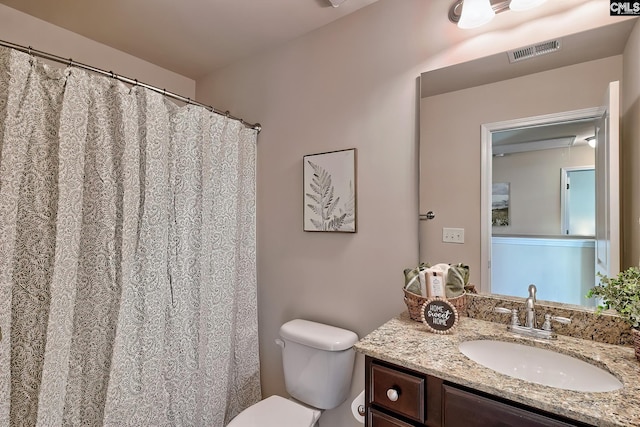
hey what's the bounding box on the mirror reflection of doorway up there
[484,109,606,307]
[482,83,620,307]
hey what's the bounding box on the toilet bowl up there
[227,319,358,427]
[227,395,321,427]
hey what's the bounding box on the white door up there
[595,81,620,279]
[561,167,595,236]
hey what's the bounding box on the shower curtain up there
[0,47,261,426]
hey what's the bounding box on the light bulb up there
[458,0,495,29]
[509,0,547,12]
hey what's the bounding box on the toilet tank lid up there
[279,319,359,351]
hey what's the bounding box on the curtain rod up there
[0,39,261,133]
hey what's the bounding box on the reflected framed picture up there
[303,148,357,233]
[492,182,510,226]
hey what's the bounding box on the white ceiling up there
[0,0,379,79]
[2,0,637,88]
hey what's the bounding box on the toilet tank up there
[278,319,358,410]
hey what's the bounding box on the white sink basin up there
[458,340,623,392]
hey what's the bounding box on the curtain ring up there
[134,79,138,87]
[68,58,73,67]
[110,71,115,79]
[163,88,167,96]
[225,110,230,118]
[27,46,32,56]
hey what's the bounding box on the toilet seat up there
[227,395,321,427]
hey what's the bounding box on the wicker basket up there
[403,289,467,322]
[632,328,640,362]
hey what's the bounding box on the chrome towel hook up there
[419,211,435,221]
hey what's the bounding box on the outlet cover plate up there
[443,227,464,244]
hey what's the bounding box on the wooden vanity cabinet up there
[365,356,593,427]
[442,384,578,427]
[365,356,442,427]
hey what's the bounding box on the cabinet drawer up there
[370,408,416,427]
[371,363,425,423]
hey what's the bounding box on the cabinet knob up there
[386,388,399,402]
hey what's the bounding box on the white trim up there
[492,236,595,248]
[595,81,621,278]
[609,82,621,276]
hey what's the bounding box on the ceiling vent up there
[507,39,562,63]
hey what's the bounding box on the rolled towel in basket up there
[404,262,468,298]
[445,263,469,298]
[403,263,428,295]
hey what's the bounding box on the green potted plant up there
[587,266,640,361]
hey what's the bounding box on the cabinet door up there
[370,408,416,427]
[443,385,578,427]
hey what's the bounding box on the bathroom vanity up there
[366,356,589,426]
[355,313,640,427]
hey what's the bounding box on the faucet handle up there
[551,315,571,324]
[542,314,572,331]
[495,307,520,326]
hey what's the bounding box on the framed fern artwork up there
[303,148,357,232]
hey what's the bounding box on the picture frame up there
[303,148,357,232]
[492,182,510,226]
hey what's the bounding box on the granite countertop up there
[354,312,640,427]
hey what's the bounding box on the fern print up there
[303,149,356,232]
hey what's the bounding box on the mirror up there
[418,20,637,307]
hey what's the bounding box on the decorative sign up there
[420,298,458,334]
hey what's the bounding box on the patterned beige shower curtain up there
[0,47,261,426]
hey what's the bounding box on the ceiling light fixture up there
[457,0,495,29]
[328,0,347,7]
[449,0,547,29]
[509,0,547,11]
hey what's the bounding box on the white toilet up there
[227,319,359,427]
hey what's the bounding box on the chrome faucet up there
[494,284,571,340]
[525,284,537,329]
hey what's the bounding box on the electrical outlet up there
[442,227,464,244]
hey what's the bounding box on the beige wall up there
[196,2,424,426]
[420,56,623,294]
[0,4,195,98]
[195,2,631,426]
[492,145,595,236]
[622,20,640,269]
